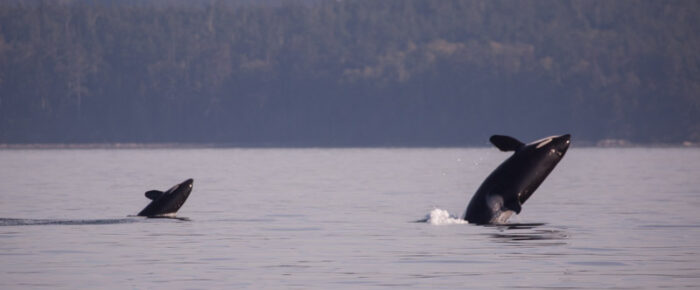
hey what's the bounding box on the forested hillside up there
[1,0,698,145]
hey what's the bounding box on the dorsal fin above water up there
[145,190,164,200]
[490,135,524,152]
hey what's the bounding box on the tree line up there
[1,0,698,145]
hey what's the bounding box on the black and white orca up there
[138,178,194,217]
[463,134,571,224]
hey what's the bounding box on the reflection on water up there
[420,209,569,245]
[486,223,569,245]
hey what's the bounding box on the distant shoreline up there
[0,141,697,149]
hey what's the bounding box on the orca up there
[137,178,194,217]
[463,134,570,224]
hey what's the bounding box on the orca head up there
[528,134,571,159]
[490,133,570,159]
[165,178,194,197]
[511,134,570,204]
[162,178,194,212]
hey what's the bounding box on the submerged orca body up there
[463,134,571,224]
[137,179,194,217]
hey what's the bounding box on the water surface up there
[1,148,699,288]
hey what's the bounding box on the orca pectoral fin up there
[490,135,524,152]
[145,190,164,200]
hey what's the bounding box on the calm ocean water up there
[1,148,699,289]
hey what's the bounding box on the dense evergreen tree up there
[0,0,698,145]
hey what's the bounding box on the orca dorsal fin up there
[145,190,164,200]
[490,135,524,152]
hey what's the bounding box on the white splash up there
[425,208,468,225]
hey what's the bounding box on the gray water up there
[1,148,699,289]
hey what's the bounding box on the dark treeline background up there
[1,0,699,146]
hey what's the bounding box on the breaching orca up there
[137,178,194,217]
[463,134,570,224]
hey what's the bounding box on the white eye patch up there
[166,184,179,193]
[536,138,553,149]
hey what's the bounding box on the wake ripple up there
[0,218,139,226]
[0,216,192,226]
